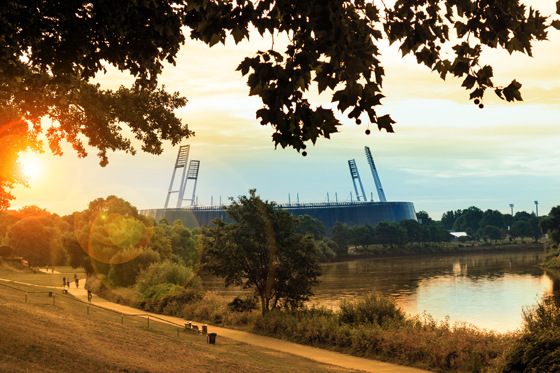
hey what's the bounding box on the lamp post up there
[534,201,539,217]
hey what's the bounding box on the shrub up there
[136,260,196,296]
[85,275,134,304]
[498,296,560,372]
[339,292,406,327]
[228,295,257,312]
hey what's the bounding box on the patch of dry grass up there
[0,266,355,373]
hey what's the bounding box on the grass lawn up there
[0,264,356,373]
[0,263,86,288]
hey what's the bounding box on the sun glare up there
[19,153,44,181]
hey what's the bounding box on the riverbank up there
[86,273,514,372]
[0,263,429,373]
[540,246,560,272]
[330,241,544,263]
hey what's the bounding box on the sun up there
[19,153,43,180]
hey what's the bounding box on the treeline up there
[0,201,547,270]
[440,206,543,243]
[0,196,205,305]
[296,207,544,259]
[328,219,451,254]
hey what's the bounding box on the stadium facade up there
[142,145,417,229]
[140,201,417,230]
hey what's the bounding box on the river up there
[202,248,554,334]
[311,248,553,333]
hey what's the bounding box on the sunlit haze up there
[18,152,44,182]
[11,2,560,219]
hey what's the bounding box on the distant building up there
[152,145,417,230]
[449,231,468,242]
[140,201,417,230]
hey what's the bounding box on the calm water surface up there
[312,249,553,333]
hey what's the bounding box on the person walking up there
[62,276,66,287]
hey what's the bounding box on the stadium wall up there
[140,201,417,230]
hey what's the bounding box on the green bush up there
[107,248,161,287]
[498,296,560,372]
[134,261,205,312]
[339,292,406,327]
[139,282,181,300]
[135,259,196,296]
[137,284,205,313]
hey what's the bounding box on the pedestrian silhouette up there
[62,276,66,287]
[87,290,92,302]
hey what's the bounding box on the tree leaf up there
[232,28,246,44]
[377,115,395,133]
[461,75,476,89]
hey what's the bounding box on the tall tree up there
[540,206,560,249]
[8,209,66,267]
[169,219,200,267]
[453,206,483,232]
[330,222,350,255]
[374,221,407,248]
[2,1,558,207]
[399,219,426,243]
[73,195,154,275]
[483,225,504,244]
[441,209,462,230]
[480,209,505,230]
[202,190,321,314]
[511,220,530,243]
[296,214,326,240]
[348,223,376,250]
[528,216,543,243]
[514,211,534,222]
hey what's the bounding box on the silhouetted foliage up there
[3,0,558,207]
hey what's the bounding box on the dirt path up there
[68,279,431,373]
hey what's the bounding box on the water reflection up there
[312,249,553,333]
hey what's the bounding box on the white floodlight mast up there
[365,146,387,202]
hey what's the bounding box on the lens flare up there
[74,198,154,264]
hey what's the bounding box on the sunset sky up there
[12,1,560,220]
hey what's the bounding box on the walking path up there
[65,278,430,373]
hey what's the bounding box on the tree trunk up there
[260,295,267,316]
